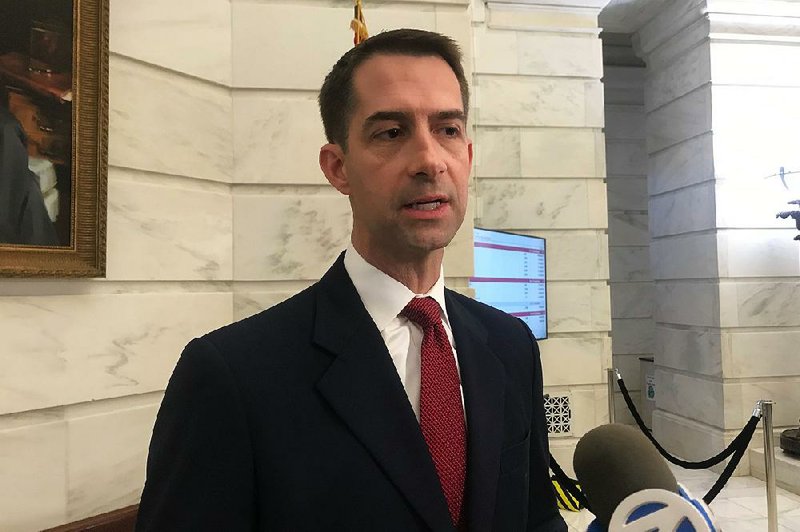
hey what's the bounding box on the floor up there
[559,465,800,531]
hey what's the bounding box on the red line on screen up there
[469,277,545,283]
[475,242,544,254]
[509,310,546,317]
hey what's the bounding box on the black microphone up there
[573,424,717,531]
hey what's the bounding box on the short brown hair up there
[318,28,469,150]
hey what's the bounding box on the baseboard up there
[42,505,138,532]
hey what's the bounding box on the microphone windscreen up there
[573,424,678,527]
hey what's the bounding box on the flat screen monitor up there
[470,228,547,340]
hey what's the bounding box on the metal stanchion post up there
[761,400,778,532]
[607,368,617,424]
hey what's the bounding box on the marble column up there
[634,0,800,469]
[471,0,612,474]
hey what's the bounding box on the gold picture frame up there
[0,0,108,277]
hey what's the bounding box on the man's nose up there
[409,130,447,179]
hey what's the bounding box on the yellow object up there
[351,0,369,45]
[552,478,583,512]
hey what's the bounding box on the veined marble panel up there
[723,330,800,378]
[233,193,352,281]
[0,292,232,415]
[519,128,604,178]
[711,41,800,87]
[474,26,518,75]
[654,281,719,328]
[720,281,800,328]
[655,325,723,377]
[478,179,608,229]
[607,176,647,212]
[608,212,648,246]
[110,0,231,85]
[646,86,712,154]
[718,229,800,278]
[726,380,800,429]
[106,171,232,281]
[650,233,718,281]
[434,7,473,75]
[518,33,603,78]
[649,181,716,238]
[233,94,327,185]
[538,230,609,281]
[233,290,308,322]
[569,386,612,437]
[712,85,800,184]
[109,56,232,183]
[655,368,724,427]
[0,421,67,531]
[648,133,714,196]
[475,76,604,128]
[547,281,611,333]
[487,3,599,31]
[475,127,521,178]
[231,3,435,89]
[609,246,651,282]
[641,17,709,74]
[652,410,727,464]
[66,404,159,521]
[611,318,655,356]
[605,140,647,176]
[603,105,645,141]
[644,41,711,113]
[610,281,654,319]
[540,336,610,386]
[635,0,707,58]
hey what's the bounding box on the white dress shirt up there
[344,245,463,420]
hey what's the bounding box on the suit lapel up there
[313,256,454,532]
[446,291,506,532]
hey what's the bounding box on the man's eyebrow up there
[434,110,467,122]
[364,111,410,125]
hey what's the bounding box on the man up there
[137,29,565,532]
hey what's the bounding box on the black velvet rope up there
[702,417,759,504]
[549,452,592,512]
[617,376,761,470]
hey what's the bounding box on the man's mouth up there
[409,200,443,211]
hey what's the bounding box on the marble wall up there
[472,0,612,473]
[634,0,800,469]
[603,53,652,425]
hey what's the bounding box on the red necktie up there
[402,297,467,528]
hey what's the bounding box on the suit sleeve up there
[136,337,255,531]
[522,324,568,532]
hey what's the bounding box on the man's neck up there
[351,241,443,294]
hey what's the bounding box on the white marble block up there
[519,128,604,178]
[110,0,232,85]
[646,86,712,154]
[233,94,328,185]
[547,281,611,334]
[106,171,233,281]
[109,56,233,183]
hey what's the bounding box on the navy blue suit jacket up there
[136,254,566,531]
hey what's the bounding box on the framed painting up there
[0,0,108,276]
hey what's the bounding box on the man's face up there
[320,53,472,265]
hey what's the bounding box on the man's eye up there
[377,128,402,140]
[442,126,461,137]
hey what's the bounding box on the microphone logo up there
[608,488,715,531]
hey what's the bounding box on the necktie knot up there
[401,297,442,330]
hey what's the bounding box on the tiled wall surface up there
[603,60,651,425]
[472,1,611,473]
[637,0,800,467]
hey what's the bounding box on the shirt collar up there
[344,244,450,332]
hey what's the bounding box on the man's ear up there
[319,143,350,195]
